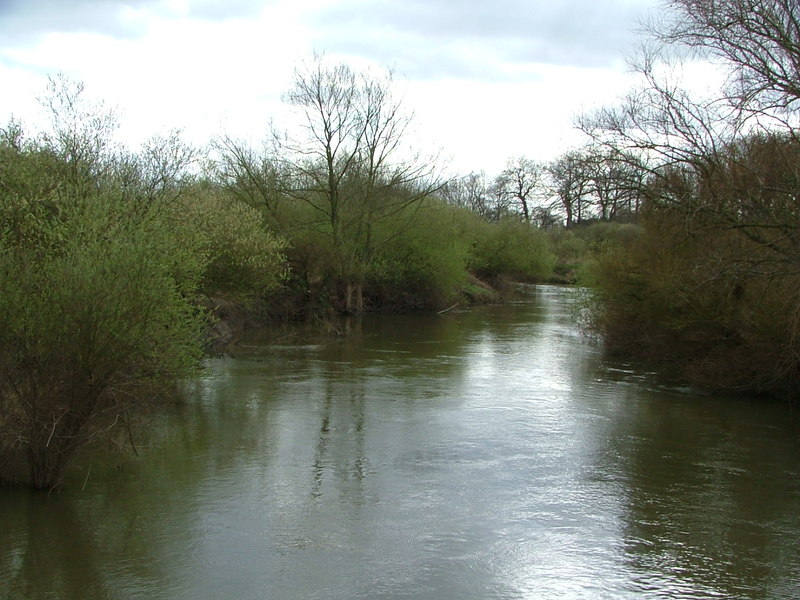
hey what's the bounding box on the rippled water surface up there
[2,286,799,599]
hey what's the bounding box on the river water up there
[2,285,799,599]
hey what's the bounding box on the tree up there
[580,0,800,254]
[213,135,287,229]
[492,156,544,223]
[652,0,800,121]
[581,148,647,221]
[546,150,593,227]
[578,0,800,397]
[221,56,442,314]
[35,74,121,198]
[112,129,201,213]
[439,171,494,219]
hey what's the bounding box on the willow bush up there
[467,219,555,284]
[0,194,207,490]
[174,186,287,295]
[367,201,470,310]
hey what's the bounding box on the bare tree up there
[492,156,544,222]
[546,150,593,227]
[581,148,648,220]
[440,171,495,219]
[283,58,443,312]
[213,134,287,229]
[652,0,800,121]
[580,0,800,242]
[216,56,442,313]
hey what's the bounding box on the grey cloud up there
[186,0,269,22]
[0,0,270,45]
[0,0,160,43]
[308,0,658,79]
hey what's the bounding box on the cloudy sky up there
[0,0,661,175]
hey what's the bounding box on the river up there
[2,285,799,599]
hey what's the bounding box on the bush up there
[367,201,470,310]
[468,219,555,282]
[589,208,800,398]
[175,187,287,294]
[544,222,643,284]
[0,195,206,489]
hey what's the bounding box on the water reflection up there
[310,381,368,500]
[1,493,112,600]
[601,391,800,598]
[1,286,799,600]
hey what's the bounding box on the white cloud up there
[404,65,640,175]
[0,0,661,174]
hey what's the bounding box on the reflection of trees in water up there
[310,372,368,501]
[601,393,800,598]
[1,494,114,600]
[0,359,290,600]
[1,286,623,598]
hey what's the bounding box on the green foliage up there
[175,186,287,294]
[0,192,206,489]
[468,219,555,282]
[546,221,642,284]
[0,83,212,488]
[368,201,470,310]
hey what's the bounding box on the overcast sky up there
[0,0,662,175]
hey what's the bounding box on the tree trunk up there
[344,281,364,315]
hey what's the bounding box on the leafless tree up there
[651,0,800,123]
[492,156,544,222]
[580,0,800,238]
[440,171,496,219]
[216,56,442,313]
[546,150,594,227]
[213,135,287,228]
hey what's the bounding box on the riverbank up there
[201,273,519,353]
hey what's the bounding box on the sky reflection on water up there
[2,286,799,600]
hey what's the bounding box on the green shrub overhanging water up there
[0,80,289,489]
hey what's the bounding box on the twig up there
[81,464,92,490]
[45,411,66,448]
[437,303,459,315]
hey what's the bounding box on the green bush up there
[175,187,287,294]
[0,195,206,489]
[468,220,555,282]
[543,222,643,284]
[367,202,470,310]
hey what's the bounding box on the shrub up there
[0,195,206,489]
[367,202,470,310]
[468,220,555,282]
[589,208,800,397]
[175,187,287,294]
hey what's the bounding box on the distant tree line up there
[439,145,649,228]
[436,0,800,399]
